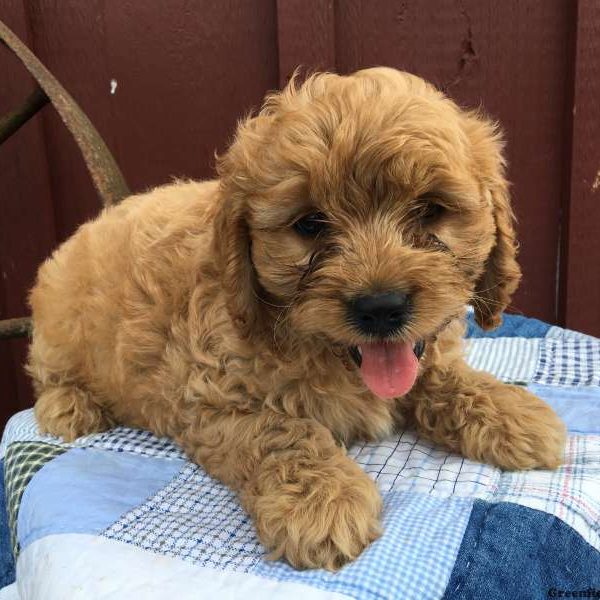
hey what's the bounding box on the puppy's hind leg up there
[28,336,115,442]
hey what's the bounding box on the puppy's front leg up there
[176,411,381,570]
[409,362,566,470]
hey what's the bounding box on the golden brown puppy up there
[28,68,566,571]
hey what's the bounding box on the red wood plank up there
[27,0,124,242]
[560,0,600,337]
[0,0,58,428]
[0,288,19,431]
[26,1,279,241]
[276,0,335,86]
[335,0,573,324]
[102,0,279,194]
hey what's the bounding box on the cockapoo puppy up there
[28,68,566,570]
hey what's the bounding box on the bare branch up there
[0,86,49,144]
[0,19,130,206]
[0,317,31,340]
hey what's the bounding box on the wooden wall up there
[1,0,599,429]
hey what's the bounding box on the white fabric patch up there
[464,337,540,383]
[546,326,598,342]
[15,534,350,600]
[0,583,18,600]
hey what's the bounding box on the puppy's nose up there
[348,291,412,337]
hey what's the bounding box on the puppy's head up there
[215,68,520,398]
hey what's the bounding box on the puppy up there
[28,68,566,570]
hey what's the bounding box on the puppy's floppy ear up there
[466,115,522,330]
[212,191,270,344]
[473,182,521,329]
[214,110,277,344]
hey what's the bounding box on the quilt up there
[1,313,599,599]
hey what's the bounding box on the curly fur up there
[28,68,566,570]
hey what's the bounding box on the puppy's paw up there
[35,385,114,442]
[246,456,382,570]
[464,385,566,471]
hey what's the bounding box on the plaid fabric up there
[494,434,600,551]
[348,431,498,499]
[464,337,540,384]
[533,338,600,386]
[104,463,265,572]
[3,442,66,556]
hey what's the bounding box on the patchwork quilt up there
[1,313,599,599]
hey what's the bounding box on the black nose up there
[348,291,411,337]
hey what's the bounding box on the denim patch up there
[466,312,551,339]
[443,500,600,599]
[0,461,16,588]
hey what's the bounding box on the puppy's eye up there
[293,212,329,238]
[419,201,445,224]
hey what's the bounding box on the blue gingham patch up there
[534,338,600,386]
[103,463,265,572]
[255,492,473,600]
[79,427,185,460]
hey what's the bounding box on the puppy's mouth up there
[348,340,425,400]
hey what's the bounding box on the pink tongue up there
[360,342,419,400]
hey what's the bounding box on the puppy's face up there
[216,68,520,398]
